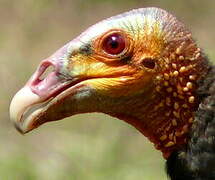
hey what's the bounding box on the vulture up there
[10,7,215,180]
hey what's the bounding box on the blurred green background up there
[0,0,214,179]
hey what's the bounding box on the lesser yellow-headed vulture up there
[10,8,215,180]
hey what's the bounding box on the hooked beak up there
[10,86,42,133]
[9,44,78,134]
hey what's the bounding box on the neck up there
[165,65,215,180]
[114,59,210,159]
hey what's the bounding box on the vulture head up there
[10,7,215,180]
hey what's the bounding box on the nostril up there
[29,58,66,98]
[30,61,57,87]
[39,65,55,81]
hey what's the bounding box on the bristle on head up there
[138,15,208,157]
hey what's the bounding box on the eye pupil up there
[102,33,125,55]
[109,37,119,48]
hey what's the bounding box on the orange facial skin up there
[10,7,209,158]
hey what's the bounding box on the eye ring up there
[96,30,131,59]
[102,32,126,56]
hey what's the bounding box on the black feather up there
[166,65,215,180]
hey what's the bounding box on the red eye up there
[102,33,126,55]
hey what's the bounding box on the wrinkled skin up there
[10,8,165,133]
[10,7,208,159]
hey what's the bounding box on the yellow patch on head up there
[86,71,153,97]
